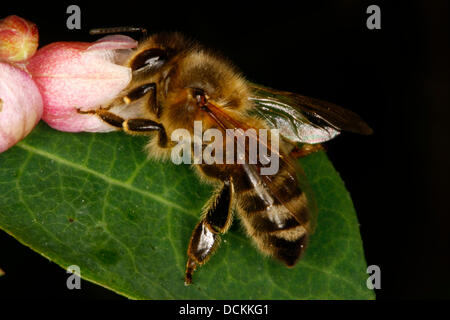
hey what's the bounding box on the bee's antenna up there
[89,27,148,38]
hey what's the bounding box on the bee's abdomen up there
[196,162,311,266]
[235,167,310,267]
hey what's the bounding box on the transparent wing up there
[203,102,317,233]
[248,83,373,144]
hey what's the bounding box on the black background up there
[1,0,449,300]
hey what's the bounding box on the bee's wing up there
[248,83,373,144]
[203,102,317,233]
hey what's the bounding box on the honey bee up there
[85,28,372,285]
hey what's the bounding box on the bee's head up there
[160,50,250,134]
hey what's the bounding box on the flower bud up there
[26,35,137,132]
[0,62,43,153]
[0,15,38,62]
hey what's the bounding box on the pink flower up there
[0,62,43,153]
[0,15,38,62]
[0,15,136,153]
[26,35,137,132]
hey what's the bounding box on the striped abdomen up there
[233,161,311,266]
[198,159,311,267]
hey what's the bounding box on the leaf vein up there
[16,142,194,216]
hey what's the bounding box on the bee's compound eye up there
[131,48,168,72]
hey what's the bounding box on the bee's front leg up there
[114,82,162,117]
[77,108,125,129]
[185,180,234,285]
[77,108,169,147]
[123,118,168,148]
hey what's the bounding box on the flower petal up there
[26,36,136,132]
[86,35,138,51]
[0,62,43,152]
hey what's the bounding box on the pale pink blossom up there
[26,35,137,132]
[0,62,43,153]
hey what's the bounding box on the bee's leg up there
[289,143,324,159]
[121,83,161,117]
[104,82,158,113]
[185,180,234,285]
[123,118,168,147]
[122,83,155,104]
[77,108,125,129]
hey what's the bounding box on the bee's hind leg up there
[185,180,234,285]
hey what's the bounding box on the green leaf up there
[0,122,374,299]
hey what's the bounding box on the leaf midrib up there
[16,141,193,216]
